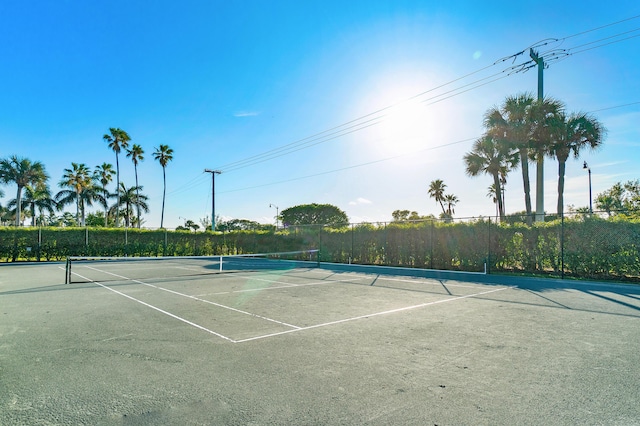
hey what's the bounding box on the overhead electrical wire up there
[211,15,640,174]
[166,14,640,201]
[217,99,639,195]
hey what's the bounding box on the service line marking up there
[71,270,237,342]
[235,285,515,343]
[71,266,514,344]
[82,265,301,330]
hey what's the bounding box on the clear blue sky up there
[1,1,639,228]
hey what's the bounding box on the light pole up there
[269,204,279,229]
[583,161,592,214]
[204,169,222,231]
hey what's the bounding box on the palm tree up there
[56,163,96,226]
[23,184,56,226]
[126,144,145,228]
[0,156,49,226]
[528,97,565,222]
[487,184,499,217]
[549,112,605,216]
[110,183,149,228]
[443,194,459,217]
[153,144,174,228]
[484,93,535,224]
[103,128,131,227]
[463,134,517,220]
[428,179,447,216]
[93,163,116,227]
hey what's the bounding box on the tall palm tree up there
[528,97,565,222]
[93,163,116,227]
[126,144,145,228]
[463,135,517,220]
[23,184,56,226]
[110,182,149,228]
[485,93,535,224]
[428,179,447,216]
[549,112,606,216]
[487,184,499,217]
[56,163,96,226]
[0,156,49,226]
[103,128,131,227]
[443,194,459,217]
[153,144,173,228]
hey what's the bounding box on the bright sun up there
[376,99,431,155]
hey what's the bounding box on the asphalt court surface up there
[66,261,513,342]
[2,261,640,425]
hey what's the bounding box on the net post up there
[219,255,223,272]
[65,257,70,284]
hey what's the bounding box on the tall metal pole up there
[584,162,593,214]
[269,204,279,229]
[530,48,545,223]
[204,169,221,231]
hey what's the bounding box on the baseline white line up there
[72,270,236,342]
[235,286,515,343]
[82,265,301,330]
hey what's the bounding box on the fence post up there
[561,212,565,279]
[487,216,492,274]
[430,220,434,269]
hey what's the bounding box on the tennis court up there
[1,256,639,425]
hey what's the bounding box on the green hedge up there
[1,217,639,282]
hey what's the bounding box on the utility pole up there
[269,204,279,229]
[204,169,221,231]
[530,48,545,223]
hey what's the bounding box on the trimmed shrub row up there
[1,216,639,282]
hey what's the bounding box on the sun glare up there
[376,99,431,155]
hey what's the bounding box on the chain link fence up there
[1,211,638,282]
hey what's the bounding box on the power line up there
[168,15,640,199]
[219,137,477,194]
[211,16,640,175]
[218,99,638,195]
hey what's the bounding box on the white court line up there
[235,286,515,343]
[304,268,487,289]
[71,265,514,344]
[71,270,237,343]
[197,276,364,296]
[81,265,302,330]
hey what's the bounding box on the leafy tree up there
[110,183,149,228]
[595,180,640,217]
[280,203,348,226]
[0,156,49,226]
[391,210,433,222]
[93,163,116,227]
[428,179,447,216]
[217,218,272,231]
[103,128,131,227]
[200,215,212,231]
[392,210,418,221]
[126,144,145,228]
[85,211,113,227]
[548,111,605,216]
[56,163,98,226]
[464,134,516,220]
[177,218,200,232]
[153,144,174,228]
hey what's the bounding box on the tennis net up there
[65,249,319,284]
